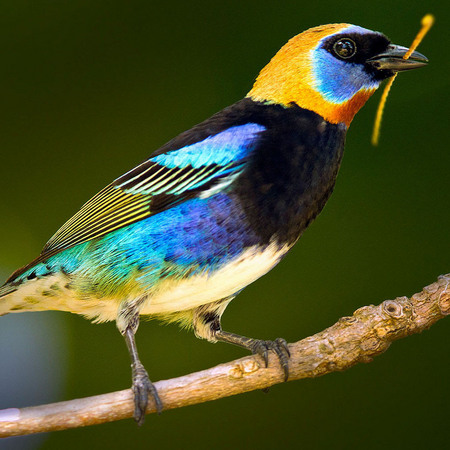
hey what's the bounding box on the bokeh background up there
[0,1,449,449]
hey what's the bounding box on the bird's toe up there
[249,338,291,381]
[131,363,162,425]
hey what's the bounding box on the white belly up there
[140,242,288,315]
[1,242,288,323]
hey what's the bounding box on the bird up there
[0,23,428,424]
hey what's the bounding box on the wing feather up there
[40,123,265,256]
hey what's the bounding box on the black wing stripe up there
[119,165,169,191]
[114,160,153,185]
[155,167,197,192]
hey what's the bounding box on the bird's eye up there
[333,38,357,59]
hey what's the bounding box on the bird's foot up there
[248,337,291,381]
[131,362,162,425]
[214,331,291,381]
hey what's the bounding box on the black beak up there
[367,44,428,72]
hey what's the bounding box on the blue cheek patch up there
[312,48,380,104]
[150,123,266,169]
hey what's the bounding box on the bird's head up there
[248,24,428,126]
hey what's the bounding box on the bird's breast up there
[234,102,347,245]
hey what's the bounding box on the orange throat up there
[248,81,376,128]
[319,88,376,126]
[248,62,377,127]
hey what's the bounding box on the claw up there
[132,362,163,425]
[275,338,291,358]
[272,338,290,381]
[262,347,269,367]
[214,331,291,382]
[249,338,291,381]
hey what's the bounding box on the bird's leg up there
[193,299,291,381]
[118,303,162,425]
[123,327,163,424]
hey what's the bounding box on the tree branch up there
[1,274,449,437]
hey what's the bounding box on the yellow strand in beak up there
[371,14,435,146]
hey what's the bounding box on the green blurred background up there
[0,1,449,449]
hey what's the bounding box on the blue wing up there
[41,123,265,255]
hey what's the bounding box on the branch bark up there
[1,274,449,437]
